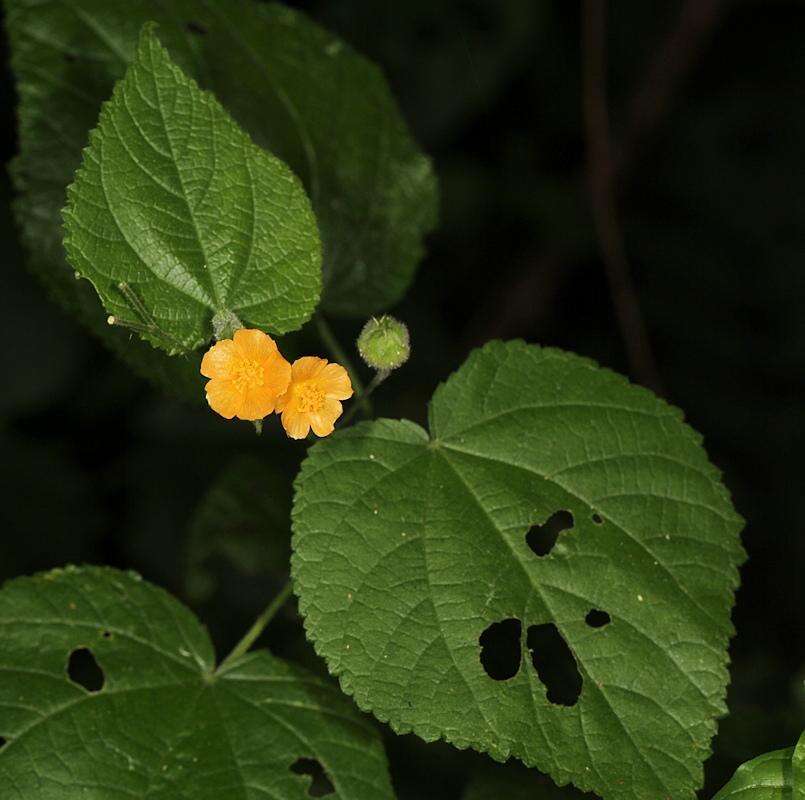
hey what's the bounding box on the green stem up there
[315,315,372,416]
[339,369,389,428]
[218,582,293,670]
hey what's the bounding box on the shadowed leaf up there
[0,566,394,799]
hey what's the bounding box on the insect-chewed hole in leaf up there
[526,510,574,557]
[526,623,582,706]
[592,513,604,525]
[585,609,611,628]
[185,20,209,35]
[290,758,335,797]
[0,736,6,749]
[479,618,522,680]
[67,647,105,693]
[101,630,112,639]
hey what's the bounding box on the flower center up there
[232,358,264,391]
[296,383,325,413]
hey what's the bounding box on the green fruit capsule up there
[357,315,411,371]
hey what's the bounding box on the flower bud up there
[357,315,410,371]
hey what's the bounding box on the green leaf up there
[292,340,745,800]
[185,455,292,602]
[796,731,805,800]
[4,0,209,398]
[63,24,321,354]
[0,566,395,799]
[5,1,436,375]
[713,741,801,800]
[200,2,438,316]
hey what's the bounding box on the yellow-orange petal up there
[291,356,327,382]
[274,373,298,414]
[205,378,242,419]
[200,339,238,380]
[237,386,278,421]
[261,350,292,399]
[281,408,311,439]
[274,389,290,414]
[309,398,342,437]
[233,328,278,362]
[319,363,353,400]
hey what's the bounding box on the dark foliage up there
[0,2,801,797]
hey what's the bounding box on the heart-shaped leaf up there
[713,733,804,800]
[292,340,745,800]
[63,25,321,354]
[0,566,395,799]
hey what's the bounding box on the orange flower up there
[276,357,353,439]
[200,329,291,420]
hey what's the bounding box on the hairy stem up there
[615,0,724,178]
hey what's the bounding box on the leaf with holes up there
[712,733,804,800]
[0,566,394,799]
[292,340,745,800]
[63,24,321,355]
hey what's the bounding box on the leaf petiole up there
[218,581,293,671]
[339,368,389,428]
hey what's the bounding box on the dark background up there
[0,1,802,798]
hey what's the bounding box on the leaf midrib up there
[147,35,222,309]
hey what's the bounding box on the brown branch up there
[582,0,664,395]
[615,0,725,179]
[463,248,563,347]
